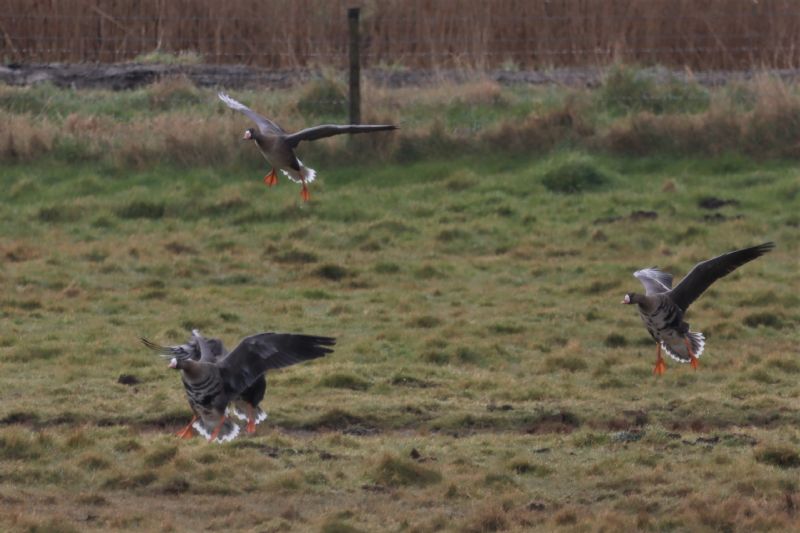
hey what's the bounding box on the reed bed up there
[3,0,800,70]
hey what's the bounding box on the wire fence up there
[2,0,800,70]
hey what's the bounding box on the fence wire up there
[2,1,800,70]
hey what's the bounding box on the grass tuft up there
[604,334,628,347]
[545,355,588,372]
[314,264,350,281]
[371,453,442,487]
[541,157,611,194]
[743,312,785,329]
[116,201,166,220]
[143,445,179,467]
[318,373,371,391]
[755,446,800,468]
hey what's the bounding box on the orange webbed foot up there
[208,416,227,442]
[263,169,278,187]
[683,338,699,370]
[175,416,196,439]
[300,184,310,202]
[653,343,666,376]
[246,404,257,434]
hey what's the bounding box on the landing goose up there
[142,333,268,436]
[622,242,774,375]
[142,330,335,442]
[218,92,397,201]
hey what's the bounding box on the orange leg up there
[208,415,227,442]
[684,338,699,370]
[653,343,666,376]
[176,416,196,439]
[263,169,278,187]
[300,182,310,202]
[246,404,257,434]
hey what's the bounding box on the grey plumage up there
[218,91,397,200]
[142,333,268,431]
[142,330,336,442]
[623,242,774,373]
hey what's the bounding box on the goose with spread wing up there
[142,330,335,442]
[142,333,268,436]
[622,242,774,375]
[218,92,397,201]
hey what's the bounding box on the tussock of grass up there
[541,157,611,194]
[320,520,367,533]
[545,355,588,372]
[116,201,166,220]
[604,334,627,347]
[274,247,318,264]
[296,76,347,117]
[318,373,371,391]
[0,429,44,459]
[755,446,800,468]
[143,445,178,467]
[314,264,350,281]
[371,453,442,487]
[743,312,785,329]
[37,205,83,223]
[461,504,509,533]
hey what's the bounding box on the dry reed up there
[2,0,800,70]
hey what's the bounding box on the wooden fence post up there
[348,7,361,124]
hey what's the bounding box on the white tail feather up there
[280,159,316,184]
[661,331,705,363]
[192,418,241,443]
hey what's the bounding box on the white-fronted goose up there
[218,92,398,201]
[142,330,335,442]
[142,333,269,436]
[622,242,774,375]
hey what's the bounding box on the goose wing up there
[633,268,673,296]
[285,124,397,148]
[669,242,775,311]
[218,92,285,135]
[218,333,335,397]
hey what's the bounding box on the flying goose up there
[622,242,774,375]
[141,333,268,436]
[218,92,398,201]
[142,330,335,442]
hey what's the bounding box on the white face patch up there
[622,294,631,304]
[243,130,252,140]
[169,357,178,368]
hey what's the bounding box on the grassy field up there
[0,80,799,532]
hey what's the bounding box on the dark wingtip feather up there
[140,337,174,357]
[755,241,776,254]
[140,337,162,351]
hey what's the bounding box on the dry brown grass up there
[3,0,800,69]
[4,72,800,169]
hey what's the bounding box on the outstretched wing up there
[218,333,336,397]
[140,335,227,361]
[140,337,195,361]
[218,92,285,135]
[285,124,397,148]
[192,330,217,363]
[633,268,673,296]
[670,242,775,311]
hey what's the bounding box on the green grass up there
[0,81,798,531]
